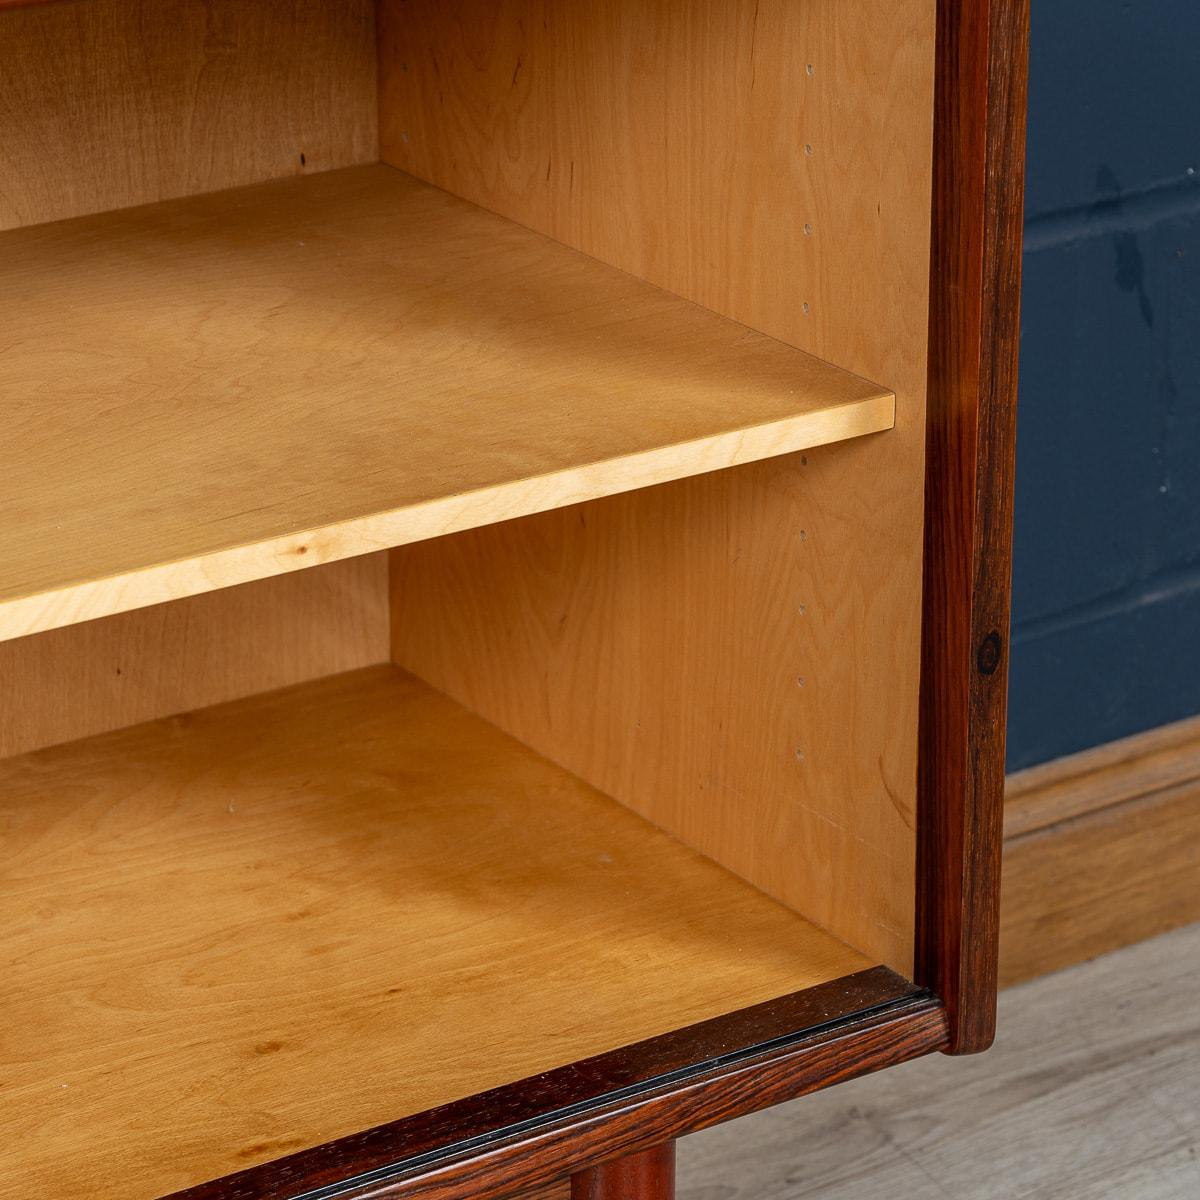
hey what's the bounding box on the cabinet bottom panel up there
[2,665,879,1198]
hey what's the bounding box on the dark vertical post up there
[571,1143,676,1200]
[918,0,1031,1053]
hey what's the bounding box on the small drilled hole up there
[796,676,806,688]
[802,302,811,315]
[795,749,806,762]
[804,143,814,156]
[806,63,814,76]
[803,223,813,235]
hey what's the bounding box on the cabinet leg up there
[570,1143,675,1200]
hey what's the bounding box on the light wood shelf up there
[0,163,894,644]
[0,665,871,1199]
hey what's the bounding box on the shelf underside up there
[0,163,894,642]
[0,665,872,1199]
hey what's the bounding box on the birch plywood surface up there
[0,164,892,642]
[393,449,919,972]
[0,0,378,230]
[0,666,870,1199]
[0,554,389,759]
[382,0,935,970]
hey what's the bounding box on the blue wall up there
[1006,0,1200,770]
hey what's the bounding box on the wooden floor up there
[680,923,1200,1199]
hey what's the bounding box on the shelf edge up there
[3,393,893,644]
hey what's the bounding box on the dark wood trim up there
[917,0,1030,1054]
[495,1182,570,1200]
[570,1143,674,1200]
[168,969,946,1200]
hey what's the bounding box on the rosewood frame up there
[917,0,1030,1054]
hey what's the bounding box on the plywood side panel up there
[383,0,935,970]
[378,0,933,390]
[0,554,389,759]
[0,0,377,230]
[391,447,915,970]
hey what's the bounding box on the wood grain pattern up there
[1005,713,1200,837]
[0,554,388,759]
[503,1184,570,1200]
[391,451,916,974]
[378,0,935,392]
[500,1183,571,1200]
[0,163,892,644]
[916,0,1029,1052]
[0,0,377,230]
[680,924,1200,1200]
[1001,777,1200,987]
[0,665,872,1199]
[170,973,943,1200]
[999,717,1200,984]
[0,0,85,9]
[382,0,936,974]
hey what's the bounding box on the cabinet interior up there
[0,0,936,1195]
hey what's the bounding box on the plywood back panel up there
[384,0,935,971]
[1,554,389,760]
[0,0,377,231]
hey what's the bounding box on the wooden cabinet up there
[0,1,1029,1196]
